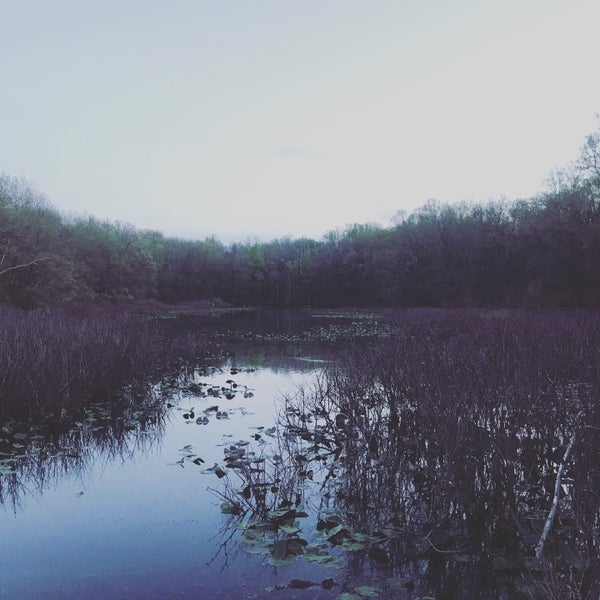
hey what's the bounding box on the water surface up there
[1,355,337,599]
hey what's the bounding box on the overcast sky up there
[2,1,599,242]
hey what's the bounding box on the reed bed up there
[0,304,208,421]
[279,310,600,598]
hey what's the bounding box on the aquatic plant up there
[0,305,210,422]
[0,385,169,510]
[213,309,600,598]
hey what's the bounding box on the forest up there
[2,125,600,310]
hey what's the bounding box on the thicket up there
[275,310,600,598]
[0,305,209,422]
[2,124,600,309]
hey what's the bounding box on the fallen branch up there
[535,428,578,559]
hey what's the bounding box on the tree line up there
[2,124,600,309]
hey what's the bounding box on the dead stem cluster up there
[280,310,600,598]
[0,305,208,421]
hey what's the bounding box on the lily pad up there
[289,579,317,589]
[280,525,302,535]
[201,463,227,478]
[268,555,296,567]
[220,501,242,515]
[355,585,380,597]
[304,545,334,564]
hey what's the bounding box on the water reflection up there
[7,309,588,599]
[0,387,169,512]
[0,349,332,599]
[243,328,600,600]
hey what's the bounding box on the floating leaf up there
[289,579,317,589]
[270,508,298,524]
[269,537,307,565]
[304,545,334,564]
[201,463,226,478]
[268,555,295,567]
[343,541,366,551]
[355,585,379,597]
[349,532,371,543]
[220,501,241,515]
[245,545,272,555]
[326,524,350,544]
[322,578,336,590]
[280,525,301,535]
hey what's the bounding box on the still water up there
[1,310,384,599]
[0,362,343,599]
[4,309,539,599]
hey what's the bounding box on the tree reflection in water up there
[0,381,171,512]
[2,310,600,598]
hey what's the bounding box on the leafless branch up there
[535,416,581,559]
[0,257,48,277]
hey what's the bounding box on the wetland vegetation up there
[2,309,600,598]
[2,126,600,597]
[207,310,600,599]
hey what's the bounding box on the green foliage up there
[3,122,600,308]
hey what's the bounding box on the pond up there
[0,310,394,600]
[2,309,597,599]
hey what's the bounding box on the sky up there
[1,0,599,243]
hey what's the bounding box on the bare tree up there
[578,116,600,180]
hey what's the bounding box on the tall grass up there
[282,310,600,598]
[0,304,208,421]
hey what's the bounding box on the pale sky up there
[1,1,599,242]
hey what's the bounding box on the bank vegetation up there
[2,124,600,310]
